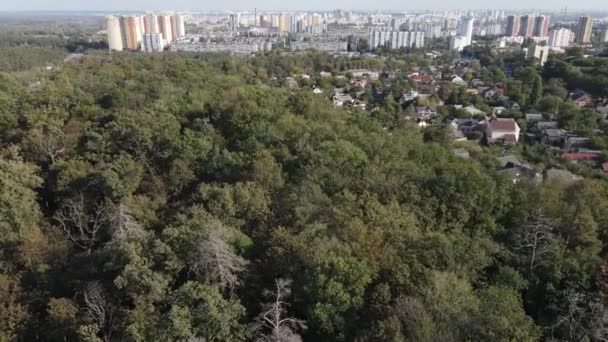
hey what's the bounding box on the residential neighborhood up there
[280,50,608,182]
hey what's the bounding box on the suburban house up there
[285,77,298,88]
[450,75,468,87]
[344,99,367,109]
[451,118,480,135]
[483,87,505,99]
[564,136,591,149]
[400,90,419,103]
[415,106,438,120]
[350,78,367,88]
[569,89,593,107]
[504,100,520,110]
[348,69,378,78]
[496,154,541,183]
[417,83,438,97]
[333,93,353,106]
[562,152,601,161]
[497,164,541,183]
[486,118,521,144]
[543,129,568,145]
[525,113,544,122]
[536,121,559,131]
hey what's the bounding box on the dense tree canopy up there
[0,51,606,341]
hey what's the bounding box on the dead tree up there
[83,281,114,342]
[109,203,144,244]
[549,290,607,342]
[516,208,554,272]
[191,222,248,294]
[257,279,306,342]
[28,122,69,165]
[55,196,109,254]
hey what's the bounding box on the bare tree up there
[109,203,144,244]
[516,208,554,272]
[257,279,306,342]
[83,281,115,342]
[55,196,109,254]
[549,290,607,342]
[191,222,248,294]
[28,121,69,165]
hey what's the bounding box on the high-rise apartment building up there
[258,15,268,27]
[505,15,520,37]
[142,33,165,52]
[533,16,550,37]
[458,18,474,46]
[277,14,288,34]
[271,14,279,28]
[120,15,142,51]
[105,15,123,51]
[548,28,572,48]
[369,30,424,49]
[229,14,239,32]
[170,16,178,41]
[603,28,608,43]
[158,15,173,43]
[173,13,185,38]
[450,35,468,51]
[576,16,593,44]
[144,14,159,34]
[527,45,550,66]
[519,15,535,38]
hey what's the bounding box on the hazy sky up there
[1,0,606,11]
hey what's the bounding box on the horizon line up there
[2,8,608,13]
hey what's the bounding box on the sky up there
[1,0,606,12]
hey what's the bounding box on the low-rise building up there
[486,118,521,144]
[564,136,591,149]
[333,93,353,106]
[569,90,593,107]
[543,128,567,145]
[525,113,544,122]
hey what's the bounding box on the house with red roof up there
[562,153,601,161]
[486,118,521,144]
[483,87,505,99]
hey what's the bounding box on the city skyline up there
[2,0,608,12]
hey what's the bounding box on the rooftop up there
[488,118,518,131]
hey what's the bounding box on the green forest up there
[0,51,607,341]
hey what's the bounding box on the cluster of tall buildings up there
[105,13,186,52]
[229,12,327,35]
[368,29,426,49]
[504,15,550,38]
[502,15,596,46]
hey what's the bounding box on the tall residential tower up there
[576,16,593,44]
